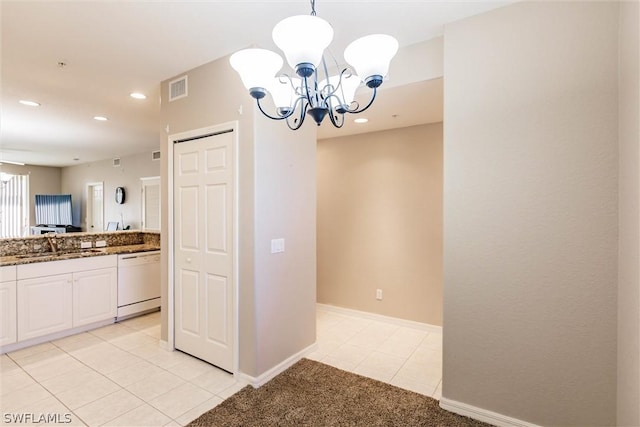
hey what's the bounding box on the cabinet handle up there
[186,258,192,263]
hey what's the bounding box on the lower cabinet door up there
[72,267,117,327]
[0,280,17,346]
[18,274,73,341]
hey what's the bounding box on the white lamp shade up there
[344,34,398,80]
[272,15,333,70]
[320,74,361,106]
[229,48,283,90]
[269,77,300,108]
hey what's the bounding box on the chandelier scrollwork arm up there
[340,86,377,115]
[284,95,308,130]
[256,97,289,121]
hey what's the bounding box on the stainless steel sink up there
[80,249,106,255]
[15,253,56,259]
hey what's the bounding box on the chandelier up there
[229,0,398,130]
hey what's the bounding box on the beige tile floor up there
[1,307,442,426]
[309,307,442,400]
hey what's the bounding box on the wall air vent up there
[113,157,121,167]
[169,75,188,102]
[152,150,161,161]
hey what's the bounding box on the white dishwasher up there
[117,251,161,319]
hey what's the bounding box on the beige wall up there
[0,163,62,227]
[159,54,316,378]
[253,116,317,375]
[317,123,442,325]
[387,37,443,89]
[442,2,619,426]
[158,55,257,370]
[617,0,640,425]
[61,151,160,230]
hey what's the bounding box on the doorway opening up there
[86,182,104,231]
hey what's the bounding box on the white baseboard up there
[439,397,541,427]
[238,342,318,388]
[1,318,115,354]
[317,303,442,333]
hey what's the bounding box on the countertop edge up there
[0,244,161,267]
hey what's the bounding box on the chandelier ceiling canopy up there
[229,0,398,130]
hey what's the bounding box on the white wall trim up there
[238,342,318,388]
[439,398,541,427]
[317,303,442,333]
[1,318,114,354]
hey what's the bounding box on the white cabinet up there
[0,264,18,346]
[0,281,17,346]
[16,255,118,342]
[73,267,117,327]
[18,274,73,341]
[0,266,17,346]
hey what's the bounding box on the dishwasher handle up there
[118,251,160,264]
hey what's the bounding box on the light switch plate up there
[95,240,107,248]
[80,241,92,249]
[270,238,285,254]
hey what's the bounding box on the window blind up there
[0,173,29,237]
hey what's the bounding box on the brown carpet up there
[187,358,491,427]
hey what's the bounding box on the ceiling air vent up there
[113,157,121,167]
[169,75,188,102]
[152,150,161,161]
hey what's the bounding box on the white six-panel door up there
[173,130,234,372]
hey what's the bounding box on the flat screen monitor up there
[35,194,73,226]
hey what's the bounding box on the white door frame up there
[86,181,104,231]
[140,176,161,231]
[167,121,239,376]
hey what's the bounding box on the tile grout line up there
[4,352,88,426]
[315,308,442,397]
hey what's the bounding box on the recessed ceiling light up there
[93,116,108,121]
[130,92,146,100]
[354,118,369,124]
[19,100,41,107]
[0,160,26,166]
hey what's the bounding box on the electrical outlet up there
[80,241,92,249]
[95,240,107,248]
[376,289,383,300]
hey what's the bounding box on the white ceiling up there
[1,1,512,167]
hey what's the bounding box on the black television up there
[35,194,73,226]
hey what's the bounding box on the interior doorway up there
[140,176,160,231]
[86,182,104,231]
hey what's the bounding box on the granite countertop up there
[0,244,160,267]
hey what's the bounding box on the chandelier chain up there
[310,0,317,16]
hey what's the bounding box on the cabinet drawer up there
[18,255,117,280]
[0,265,17,282]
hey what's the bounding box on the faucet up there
[46,232,58,255]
